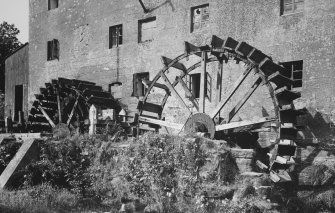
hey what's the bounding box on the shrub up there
[0,141,21,174]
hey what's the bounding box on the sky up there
[0,0,29,43]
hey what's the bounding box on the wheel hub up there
[184,113,216,138]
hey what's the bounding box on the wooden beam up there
[139,116,183,130]
[199,51,207,113]
[66,98,79,126]
[176,76,199,111]
[38,106,56,128]
[138,0,148,13]
[57,88,62,123]
[209,66,254,119]
[160,72,190,112]
[215,59,223,106]
[228,77,262,122]
[161,56,186,72]
[215,117,275,131]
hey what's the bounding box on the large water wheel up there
[28,77,121,133]
[136,36,303,182]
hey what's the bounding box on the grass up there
[0,132,334,212]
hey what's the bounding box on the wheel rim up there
[137,36,302,182]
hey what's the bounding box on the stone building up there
[23,0,335,145]
[4,43,29,122]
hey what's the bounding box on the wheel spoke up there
[215,117,276,131]
[199,51,207,113]
[209,65,254,119]
[38,105,56,128]
[66,97,79,125]
[176,76,199,111]
[160,71,190,112]
[139,116,183,130]
[228,77,262,122]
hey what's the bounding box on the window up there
[48,0,58,10]
[280,60,303,88]
[47,39,59,61]
[191,4,209,32]
[133,72,149,97]
[138,17,156,43]
[188,73,212,99]
[109,25,122,48]
[281,0,304,15]
[190,73,200,98]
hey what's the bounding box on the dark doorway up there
[190,73,201,98]
[14,85,23,121]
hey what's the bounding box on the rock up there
[235,158,254,172]
[52,123,70,139]
[230,148,255,159]
[298,164,335,186]
[256,186,271,199]
[232,185,255,201]
[144,203,162,213]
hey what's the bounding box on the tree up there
[0,21,22,92]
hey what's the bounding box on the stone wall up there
[28,0,335,144]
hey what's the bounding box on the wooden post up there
[89,105,97,135]
[216,59,223,105]
[57,88,62,123]
[5,117,12,133]
[199,51,207,113]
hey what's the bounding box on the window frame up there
[280,0,304,16]
[190,3,209,33]
[133,72,150,97]
[48,0,59,10]
[280,60,303,89]
[138,17,157,43]
[47,39,59,61]
[109,24,123,48]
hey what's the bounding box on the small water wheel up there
[28,77,121,133]
[136,36,304,182]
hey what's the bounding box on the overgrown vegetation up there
[0,132,334,212]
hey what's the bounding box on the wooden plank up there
[199,51,207,113]
[139,116,183,130]
[209,66,254,119]
[228,77,262,122]
[57,88,62,123]
[160,72,190,112]
[215,117,275,131]
[268,71,293,89]
[0,138,40,189]
[83,90,111,98]
[224,37,238,51]
[215,59,223,106]
[161,56,186,72]
[137,101,163,115]
[87,96,117,108]
[259,58,286,76]
[78,83,102,91]
[235,41,254,57]
[211,35,224,50]
[275,87,301,103]
[66,98,79,125]
[38,106,56,128]
[141,79,169,92]
[185,41,202,57]
[176,76,199,111]
[248,48,268,65]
